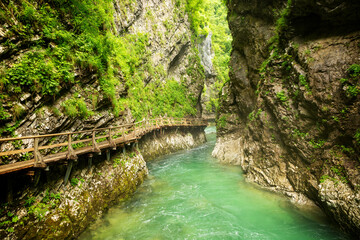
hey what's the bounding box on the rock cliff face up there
[0,127,206,239]
[0,0,209,238]
[140,127,206,161]
[213,0,360,236]
[0,0,205,158]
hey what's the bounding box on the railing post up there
[66,134,78,160]
[92,131,101,154]
[34,137,46,168]
[108,128,116,150]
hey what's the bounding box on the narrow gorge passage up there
[79,127,347,240]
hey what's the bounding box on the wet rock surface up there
[214,0,360,236]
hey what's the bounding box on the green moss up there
[292,129,308,138]
[276,91,288,103]
[299,75,311,93]
[339,64,360,98]
[309,139,325,149]
[354,129,360,145]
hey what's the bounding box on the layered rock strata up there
[214,0,360,236]
[0,0,205,159]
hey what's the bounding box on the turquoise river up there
[80,127,349,240]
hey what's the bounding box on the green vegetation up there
[299,75,311,93]
[62,97,94,119]
[0,190,62,231]
[321,166,348,184]
[186,0,232,113]
[217,115,227,128]
[276,91,288,103]
[186,0,210,36]
[339,64,360,98]
[0,0,204,132]
[292,129,308,138]
[309,139,325,149]
[268,0,292,49]
[248,108,263,122]
[70,177,84,187]
[70,177,80,187]
[354,129,360,145]
[348,64,360,77]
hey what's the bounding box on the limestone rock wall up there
[140,126,206,161]
[0,0,205,161]
[214,0,360,236]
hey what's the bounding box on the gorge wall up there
[0,0,209,238]
[213,0,360,236]
[0,0,205,151]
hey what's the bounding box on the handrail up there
[0,117,208,173]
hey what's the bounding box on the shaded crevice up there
[168,41,190,73]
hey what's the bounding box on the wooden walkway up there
[0,117,207,175]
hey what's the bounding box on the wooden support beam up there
[88,154,93,170]
[34,170,41,186]
[106,149,110,161]
[64,160,73,185]
[6,175,13,203]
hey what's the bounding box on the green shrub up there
[62,97,93,119]
[70,178,79,187]
[347,64,360,78]
[354,129,360,145]
[217,115,227,128]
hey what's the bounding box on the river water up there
[80,127,348,240]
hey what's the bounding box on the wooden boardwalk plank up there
[0,118,207,175]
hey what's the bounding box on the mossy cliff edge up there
[0,127,206,239]
[0,0,206,150]
[213,0,360,236]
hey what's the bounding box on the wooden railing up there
[0,117,207,175]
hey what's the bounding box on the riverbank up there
[0,126,206,239]
[80,126,347,240]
